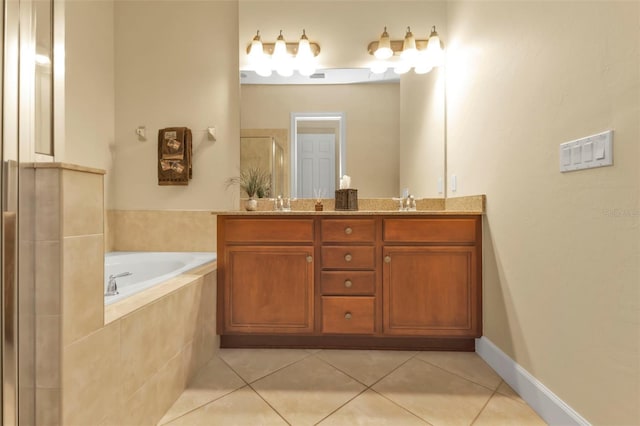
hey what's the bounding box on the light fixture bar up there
[367,39,429,56]
[246,41,321,57]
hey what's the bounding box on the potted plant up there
[226,167,271,211]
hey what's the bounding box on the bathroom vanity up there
[217,212,482,351]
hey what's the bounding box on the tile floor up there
[159,349,547,426]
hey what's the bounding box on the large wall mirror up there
[239,0,446,199]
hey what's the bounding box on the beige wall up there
[446,2,639,424]
[64,0,115,205]
[111,1,240,210]
[241,84,400,197]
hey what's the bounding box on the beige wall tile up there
[62,322,120,426]
[36,388,60,426]
[62,235,104,346]
[36,315,60,388]
[199,272,216,339]
[121,376,159,426]
[35,168,61,241]
[19,386,35,426]
[61,170,104,237]
[120,301,162,398]
[19,313,35,385]
[181,280,202,346]
[153,351,188,424]
[35,241,61,316]
[109,210,216,252]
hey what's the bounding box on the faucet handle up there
[109,272,132,279]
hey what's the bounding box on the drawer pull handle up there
[344,227,353,235]
[384,255,391,263]
[344,253,352,262]
[344,312,352,320]
[344,279,353,288]
[306,255,313,263]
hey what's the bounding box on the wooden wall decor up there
[158,127,193,185]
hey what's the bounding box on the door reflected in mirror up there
[291,113,345,198]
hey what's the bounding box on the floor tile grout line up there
[310,353,373,387]
[367,388,435,426]
[312,387,370,426]
[412,355,501,393]
[216,353,252,387]
[159,385,250,426]
[158,354,251,424]
[218,349,313,385]
[365,351,420,389]
[246,382,293,426]
[469,385,500,425]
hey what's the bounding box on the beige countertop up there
[216,210,483,216]
[215,195,486,216]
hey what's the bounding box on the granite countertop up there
[215,195,486,216]
[216,210,483,216]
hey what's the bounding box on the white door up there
[297,133,336,198]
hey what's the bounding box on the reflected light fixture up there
[246,29,321,78]
[374,27,393,59]
[367,25,444,75]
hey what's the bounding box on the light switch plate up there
[560,130,613,172]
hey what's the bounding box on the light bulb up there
[374,26,393,60]
[248,30,264,63]
[370,61,389,74]
[296,29,316,76]
[393,61,411,75]
[272,30,289,62]
[427,26,444,67]
[400,26,417,61]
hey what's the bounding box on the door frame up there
[290,112,346,198]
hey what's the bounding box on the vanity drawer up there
[321,246,375,269]
[321,218,376,243]
[224,218,314,243]
[320,271,376,295]
[322,296,375,334]
[383,218,478,243]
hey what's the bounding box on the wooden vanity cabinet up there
[217,214,482,350]
[217,218,315,334]
[382,218,482,338]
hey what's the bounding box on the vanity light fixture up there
[367,25,444,75]
[246,29,321,78]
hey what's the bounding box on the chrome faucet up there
[105,272,132,296]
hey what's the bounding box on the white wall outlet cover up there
[135,126,146,140]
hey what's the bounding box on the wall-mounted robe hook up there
[207,127,217,141]
[136,126,147,141]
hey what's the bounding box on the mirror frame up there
[290,112,346,198]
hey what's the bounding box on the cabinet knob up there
[344,312,352,320]
[306,255,313,263]
[384,255,391,263]
[344,226,353,235]
[344,279,353,288]
[344,253,352,262]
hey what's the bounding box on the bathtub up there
[104,251,217,305]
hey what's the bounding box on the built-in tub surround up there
[33,163,219,425]
[106,210,217,252]
[104,251,217,305]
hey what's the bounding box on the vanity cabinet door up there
[383,246,480,337]
[223,246,314,334]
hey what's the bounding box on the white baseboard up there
[476,337,591,426]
